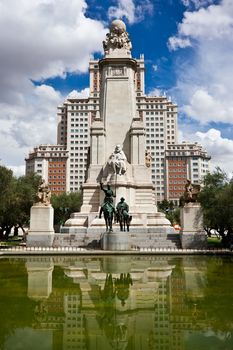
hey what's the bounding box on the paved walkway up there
[0,246,232,255]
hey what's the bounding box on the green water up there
[0,255,233,350]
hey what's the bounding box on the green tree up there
[158,199,180,225]
[13,173,41,235]
[51,191,82,226]
[199,167,233,246]
[0,166,16,238]
[0,166,41,239]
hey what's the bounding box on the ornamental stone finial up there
[103,19,132,55]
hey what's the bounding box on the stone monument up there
[180,180,207,249]
[27,180,54,247]
[59,19,175,249]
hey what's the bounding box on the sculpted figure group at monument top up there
[103,19,132,54]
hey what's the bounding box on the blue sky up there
[0,0,233,176]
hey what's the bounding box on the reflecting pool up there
[0,255,233,350]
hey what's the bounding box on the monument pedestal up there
[180,203,207,249]
[101,231,130,251]
[27,205,55,247]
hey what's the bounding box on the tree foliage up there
[51,191,82,225]
[158,199,180,225]
[199,167,233,246]
[0,166,41,239]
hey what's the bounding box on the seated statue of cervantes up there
[108,145,127,175]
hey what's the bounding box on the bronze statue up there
[99,183,115,232]
[116,197,132,232]
[183,179,201,203]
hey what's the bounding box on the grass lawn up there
[207,236,223,248]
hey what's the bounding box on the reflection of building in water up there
[26,256,208,350]
[63,293,86,350]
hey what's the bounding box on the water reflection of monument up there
[24,256,210,350]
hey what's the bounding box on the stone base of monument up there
[27,205,55,247]
[101,231,130,251]
[180,203,207,249]
[57,210,181,249]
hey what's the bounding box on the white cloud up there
[67,88,90,99]
[148,88,164,96]
[181,128,233,175]
[152,64,158,72]
[0,0,107,173]
[196,129,233,176]
[108,0,153,24]
[0,0,107,102]
[168,0,233,124]
[181,0,214,9]
[0,84,63,176]
[8,165,26,178]
[168,36,191,50]
[178,1,233,41]
[182,88,233,124]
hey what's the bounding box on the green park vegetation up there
[0,165,82,241]
[198,167,233,247]
[0,166,41,240]
[159,167,233,247]
[158,199,180,226]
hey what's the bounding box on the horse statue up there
[99,182,116,232]
[99,201,115,232]
[116,197,132,232]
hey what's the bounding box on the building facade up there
[164,142,210,204]
[25,144,68,194]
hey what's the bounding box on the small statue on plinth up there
[108,145,127,175]
[116,197,132,232]
[99,182,115,232]
[36,179,51,206]
[184,179,201,203]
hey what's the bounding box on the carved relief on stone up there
[103,19,132,54]
[112,66,124,76]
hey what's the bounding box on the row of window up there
[70,135,88,138]
[49,163,66,167]
[70,140,88,144]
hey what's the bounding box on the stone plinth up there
[27,204,54,247]
[101,231,130,251]
[180,203,207,249]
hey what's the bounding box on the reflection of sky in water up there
[0,256,233,350]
